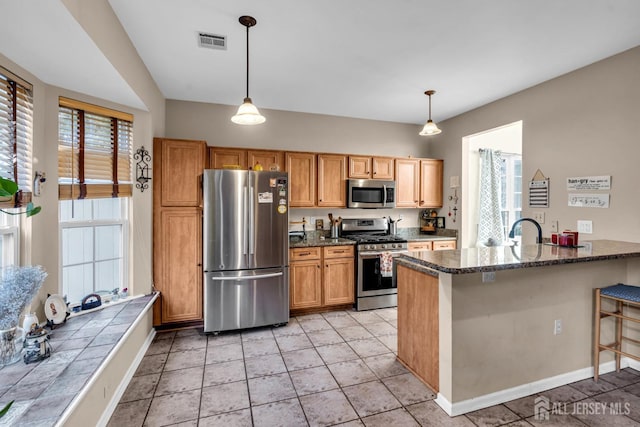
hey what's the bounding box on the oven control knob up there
[381,244,387,249]
[391,244,397,249]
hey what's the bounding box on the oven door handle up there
[359,250,409,258]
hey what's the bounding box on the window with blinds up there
[58,97,133,199]
[0,67,33,206]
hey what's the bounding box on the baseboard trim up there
[97,327,156,426]
[437,358,634,416]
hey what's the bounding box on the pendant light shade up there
[231,15,265,125]
[419,90,441,136]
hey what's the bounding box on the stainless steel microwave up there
[347,179,396,209]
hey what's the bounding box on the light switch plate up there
[577,220,593,234]
[532,212,545,224]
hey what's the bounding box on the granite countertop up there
[397,227,458,242]
[397,240,640,274]
[290,235,356,248]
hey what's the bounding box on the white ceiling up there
[2,1,640,125]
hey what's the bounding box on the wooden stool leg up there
[594,288,601,381]
[616,300,623,372]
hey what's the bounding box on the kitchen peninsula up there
[395,240,640,416]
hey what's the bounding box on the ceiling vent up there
[197,32,226,50]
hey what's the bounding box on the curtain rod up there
[478,148,521,156]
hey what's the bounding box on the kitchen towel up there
[380,252,393,277]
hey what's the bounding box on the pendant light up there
[231,15,265,125]
[419,90,441,136]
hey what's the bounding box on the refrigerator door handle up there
[208,271,284,281]
[249,185,255,255]
[243,185,249,256]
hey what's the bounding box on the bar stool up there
[593,283,640,381]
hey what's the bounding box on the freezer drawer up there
[204,267,289,333]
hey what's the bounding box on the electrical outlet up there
[482,271,495,282]
[577,220,593,234]
[532,212,545,224]
[554,319,562,335]
[399,214,404,220]
[550,220,559,233]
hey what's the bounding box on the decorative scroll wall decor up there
[134,146,151,192]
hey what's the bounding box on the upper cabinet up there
[209,147,285,171]
[248,150,284,171]
[395,158,444,209]
[420,159,443,208]
[157,138,206,207]
[395,158,420,208]
[286,152,316,207]
[317,154,347,207]
[348,156,394,180]
[209,147,247,170]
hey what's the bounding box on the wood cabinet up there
[153,138,206,326]
[323,246,355,306]
[433,240,456,251]
[395,158,444,209]
[290,245,354,312]
[420,159,444,208]
[408,239,456,252]
[408,241,433,252]
[348,156,394,180]
[157,208,203,323]
[317,154,347,207]
[209,147,247,170]
[290,248,322,310]
[286,152,316,207]
[158,138,206,207]
[395,158,420,208]
[248,150,284,171]
[397,264,439,392]
[209,147,285,171]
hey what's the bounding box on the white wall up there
[429,46,640,244]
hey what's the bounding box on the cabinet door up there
[248,150,284,171]
[408,241,433,251]
[348,156,372,179]
[318,154,347,207]
[420,159,444,208]
[433,240,456,251]
[395,159,420,208]
[286,152,316,207]
[290,260,322,309]
[323,257,355,306]
[157,208,203,323]
[158,139,206,207]
[209,147,248,169]
[372,157,394,180]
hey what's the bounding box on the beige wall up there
[441,258,629,404]
[430,46,640,243]
[166,100,431,228]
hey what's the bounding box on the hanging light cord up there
[428,93,432,120]
[245,24,250,99]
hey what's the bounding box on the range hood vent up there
[198,32,226,50]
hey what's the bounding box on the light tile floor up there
[109,308,640,426]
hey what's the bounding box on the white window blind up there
[58,97,133,199]
[0,68,33,204]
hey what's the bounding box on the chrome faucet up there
[508,218,543,244]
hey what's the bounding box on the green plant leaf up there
[26,205,41,217]
[0,177,18,197]
[0,400,14,418]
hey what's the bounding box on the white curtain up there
[476,149,504,247]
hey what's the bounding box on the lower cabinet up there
[290,245,355,312]
[408,240,457,252]
[156,208,203,324]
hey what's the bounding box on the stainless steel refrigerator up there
[203,169,289,333]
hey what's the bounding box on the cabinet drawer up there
[433,240,456,251]
[323,245,354,259]
[290,247,322,261]
[408,241,433,251]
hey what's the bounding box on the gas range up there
[345,234,408,251]
[340,218,407,251]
